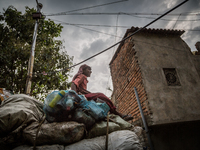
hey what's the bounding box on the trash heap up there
[0,90,145,150]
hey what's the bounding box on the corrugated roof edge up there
[109,26,185,65]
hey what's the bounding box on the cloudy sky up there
[1,0,200,97]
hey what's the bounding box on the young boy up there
[71,64,133,121]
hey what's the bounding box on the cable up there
[52,20,129,28]
[47,12,200,22]
[50,18,123,38]
[105,13,119,95]
[47,0,128,16]
[50,18,200,32]
[36,0,39,6]
[37,0,188,76]
[45,12,200,16]
[122,12,200,21]
[172,14,181,29]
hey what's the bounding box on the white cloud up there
[164,0,178,9]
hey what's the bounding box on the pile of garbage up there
[0,90,145,150]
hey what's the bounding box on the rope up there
[105,112,110,150]
[33,115,46,150]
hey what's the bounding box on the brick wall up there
[110,34,152,126]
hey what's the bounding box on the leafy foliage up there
[0,6,73,101]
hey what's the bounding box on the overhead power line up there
[47,0,128,16]
[50,18,200,33]
[47,12,200,22]
[46,12,200,16]
[36,0,39,6]
[122,12,200,21]
[50,18,129,28]
[50,18,124,38]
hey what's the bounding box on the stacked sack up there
[0,91,144,150]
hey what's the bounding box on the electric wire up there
[49,18,123,38]
[47,0,128,16]
[36,0,39,6]
[121,12,200,21]
[173,14,181,29]
[50,18,200,33]
[45,12,200,17]
[49,18,129,28]
[36,0,189,76]
[47,12,200,22]
[105,13,119,95]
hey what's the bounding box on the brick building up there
[109,27,200,150]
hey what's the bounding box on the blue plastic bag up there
[78,98,110,120]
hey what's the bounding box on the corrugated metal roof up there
[109,27,185,65]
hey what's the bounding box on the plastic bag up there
[44,90,81,107]
[0,94,44,137]
[43,90,81,122]
[78,99,109,120]
[71,108,95,130]
[0,94,44,147]
[86,120,120,138]
[65,130,143,150]
[109,114,133,129]
[96,102,110,117]
[13,144,64,150]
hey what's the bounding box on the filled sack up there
[109,114,133,129]
[13,144,64,150]
[71,108,95,130]
[86,120,120,138]
[65,130,143,150]
[0,94,44,148]
[23,121,85,146]
[0,94,44,137]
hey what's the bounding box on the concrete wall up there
[192,56,200,77]
[134,32,200,125]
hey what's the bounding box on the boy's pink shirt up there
[72,74,88,93]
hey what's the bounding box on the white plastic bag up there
[65,130,143,150]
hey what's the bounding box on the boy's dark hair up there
[83,66,91,71]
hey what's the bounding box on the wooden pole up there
[25,3,42,95]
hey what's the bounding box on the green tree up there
[0,6,73,100]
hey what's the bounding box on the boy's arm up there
[71,82,77,92]
[71,82,90,94]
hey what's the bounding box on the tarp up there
[0,94,44,147]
